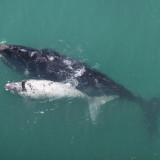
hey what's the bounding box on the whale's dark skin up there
[0,44,160,138]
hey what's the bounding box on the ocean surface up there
[1,0,160,159]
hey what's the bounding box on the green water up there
[1,0,160,159]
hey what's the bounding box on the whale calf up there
[5,79,118,121]
[0,44,160,137]
[5,80,85,99]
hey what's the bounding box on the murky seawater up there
[1,0,160,159]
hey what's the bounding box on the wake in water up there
[0,40,7,45]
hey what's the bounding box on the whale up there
[0,44,160,137]
[5,79,118,121]
[0,44,135,98]
[5,80,86,99]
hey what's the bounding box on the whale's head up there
[0,44,36,59]
[0,44,40,74]
[5,81,26,94]
[0,44,61,79]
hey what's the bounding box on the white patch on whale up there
[47,56,54,61]
[63,59,73,69]
[30,51,37,57]
[65,78,79,87]
[0,44,9,50]
[74,66,85,77]
[20,49,27,52]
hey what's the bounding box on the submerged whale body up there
[0,44,160,137]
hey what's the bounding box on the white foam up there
[74,67,85,77]
[47,55,54,61]
[0,41,7,44]
[40,111,45,114]
[65,78,79,87]
[63,59,73,69]
[63,59,72,65]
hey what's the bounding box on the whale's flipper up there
[88,95,119,122]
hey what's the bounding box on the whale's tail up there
[118,88,160,139]
[138,97,160,139]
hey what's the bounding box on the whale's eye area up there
[22,81,26,91]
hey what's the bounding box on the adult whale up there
[0,44,160,137]
[0,44,135,98]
